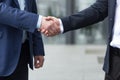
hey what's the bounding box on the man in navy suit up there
[40,0,120,79]
[0,0,61,80]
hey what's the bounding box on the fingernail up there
[41,29,45,32]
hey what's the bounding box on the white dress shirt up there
[18,0,25,10]
[110,0,120,48]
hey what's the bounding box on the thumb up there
[46,16,55,21]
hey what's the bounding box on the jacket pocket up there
[0,31,3,39]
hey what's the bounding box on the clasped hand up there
[38,16,60,37]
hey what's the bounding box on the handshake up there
[38,16,61,37]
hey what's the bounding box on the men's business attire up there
[61,0,120,79]
[0,0,44,80]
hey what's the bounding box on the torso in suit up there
[61,0,115,73]
[0,0,44,76]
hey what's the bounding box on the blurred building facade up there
[36,0,108,45]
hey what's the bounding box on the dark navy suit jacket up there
[61,0,116,73]
[0,0,44,76]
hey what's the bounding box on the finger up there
[41,29,46,33]
[52,23,60,34]
[34,56,44,69]
[46,16,57,21]
[34,58,40,68]
[44,30,55,37]
[45,22,55,35]
[41,20,58,37]
[46,23,60,37]
[44,30,48,34]
[39,59,44,67]
[45,16,53,21]
[35,62,41,68]
[38,58,44,68]
[34,58,39,68]
[35,59,43,68]
[46,32,59,37]
[44,30,51,37]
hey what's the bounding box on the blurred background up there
[29,0,108,80]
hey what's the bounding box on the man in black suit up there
[40,0,120,79]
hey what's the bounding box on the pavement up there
[29,45,106,80]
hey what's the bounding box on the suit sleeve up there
[0,2,39,33]
[32,29,45,56]
[61,0,108,33]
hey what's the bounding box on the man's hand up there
[34,56,44,69]
[39,16,61,37]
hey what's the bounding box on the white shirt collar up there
[18,0,25,10]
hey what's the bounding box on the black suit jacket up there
[61,0,116,73]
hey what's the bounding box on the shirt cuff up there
[59,19,64,33]
[36,15,42,28]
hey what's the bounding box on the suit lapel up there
[109,0,116,10]
[108,0,117,40]
[25,0,37,13]
[24,0,30,10]
[109,0,116,18]
[13,0,20,8]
